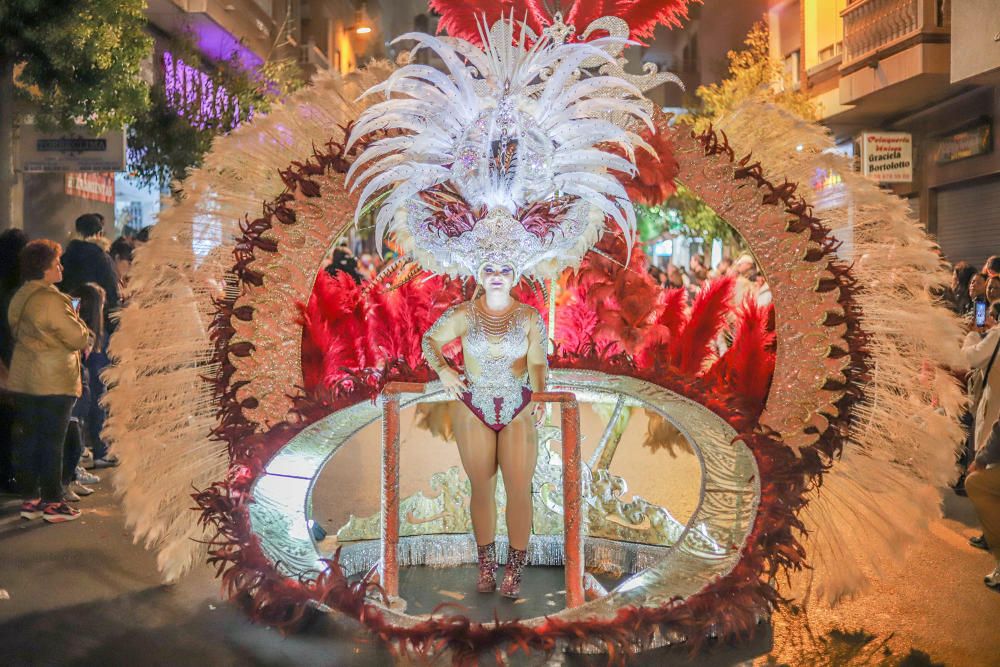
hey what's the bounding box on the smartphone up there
[975,299,987,327]
[71,298,81,312]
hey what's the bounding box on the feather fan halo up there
[345,14,660,280]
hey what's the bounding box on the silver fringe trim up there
[333,534,671,578]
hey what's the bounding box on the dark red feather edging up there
[192,124,869,663]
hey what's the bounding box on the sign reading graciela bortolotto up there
[861,131,913,183]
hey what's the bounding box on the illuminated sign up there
[19,124,126,173]
[65,172,115,203]
[934,121,992,164]
[861,131,912,183]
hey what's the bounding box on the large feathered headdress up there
[346,15,660,279]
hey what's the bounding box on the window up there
[937,0,951,28]
[818,41,843,62]
[804,0,846,69]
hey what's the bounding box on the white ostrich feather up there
[103,64,395,582]
[715,97,967,606]
[346,15,659,277]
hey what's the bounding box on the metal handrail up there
[378,382,585,608]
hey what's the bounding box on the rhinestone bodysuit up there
[465,303,531,427]
[422,301,547,429]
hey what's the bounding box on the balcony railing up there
[841,0,950,70]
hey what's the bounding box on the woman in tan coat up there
[963,302,1000,461]
[7,240,91,523]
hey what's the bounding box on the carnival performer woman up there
[422,262,548,598]
[344,15,655,599]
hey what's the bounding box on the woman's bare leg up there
[450,403,499,546]
[497,410,538,551]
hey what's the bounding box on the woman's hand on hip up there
[438,366,467,399]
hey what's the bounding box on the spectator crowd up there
[951,256,1000,590]
[649,249,1000,591]
[0,214,142,523]
[647,252,772,308]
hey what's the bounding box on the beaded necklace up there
[474,297,518,339]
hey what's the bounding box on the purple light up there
[191,22,264,72]
[163,51,243,131]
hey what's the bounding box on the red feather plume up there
[428,0,551,44]
[612,0,696,40]
[656,287,688,339]
[555,294,599,353]
[623,114,680,206]
[298,271,368,389]
[704,298,776,417]
[668,277,734,374]
[559,232,663,356]
[429,0,695,45]
[298,271,464,392]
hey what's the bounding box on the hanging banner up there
[933,121,992,164]
[861,131,913,183]
[65,172,115,204]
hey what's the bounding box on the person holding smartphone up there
[957,294,994,498]
[964,302,1000,484]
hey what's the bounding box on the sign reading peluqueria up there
[860,131,913,183]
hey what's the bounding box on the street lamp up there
[352,3,372,35]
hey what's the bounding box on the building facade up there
[632,0,769,110]
[14,1,375,242]
[768,0,1000,268]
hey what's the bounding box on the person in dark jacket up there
[0,228,28,491]
[0,228,28,365]
[70,282,116,468]
[325,243,363,284]
[58,214,119,325]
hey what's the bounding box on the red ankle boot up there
[500,545,527,598]
[476,542,498,593]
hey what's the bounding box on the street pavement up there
[0,473,997,666]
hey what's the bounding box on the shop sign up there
[933,121,992,164]
[860,131,912,183]
[19,124,126,173]
[65,172,115,204]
